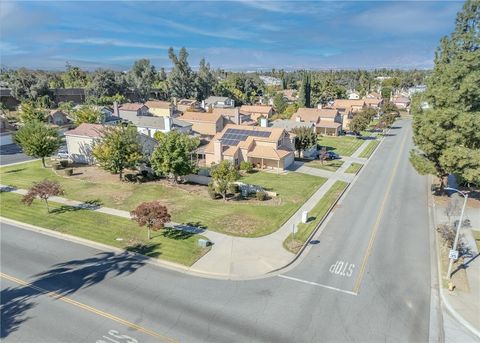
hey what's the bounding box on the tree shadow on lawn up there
[162,228,195,240]
[3,168,26,174]
[125,242,162,258]
[50,199,103,214]
[0,249,153,339]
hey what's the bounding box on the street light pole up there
[445,187,468,280]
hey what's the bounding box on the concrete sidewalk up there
[433,197,480,339]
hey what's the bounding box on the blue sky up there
[0,1,464,71]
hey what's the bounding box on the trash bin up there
[198,239,210,248]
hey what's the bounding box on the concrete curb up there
[429,184,480,339]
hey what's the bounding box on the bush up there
[59,160,68,168]
[124,173,137,183]
[207,182,217,199]
[64,168,73,176]
[240,161,253,173]
[52,163,62,170]
[256,190,267,201]
[228,183,239,194]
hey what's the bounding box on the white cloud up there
[0,42,28,56]
[64,38,171,50]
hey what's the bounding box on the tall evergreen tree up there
[298,72,311,108]
[167,47,195,99]
[128,59,156,102]
[195,58,216,101]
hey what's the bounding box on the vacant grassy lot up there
[359,140,380,158]
[302,159,344,172]
[0,161,326,237]
[0,192,209,266]
[318,136,364,157]
[345,163,363,174]
[284,181,348,253]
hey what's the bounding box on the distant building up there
[347,90,360,100]
[291,108,343,136]
[201,96,235,111]
[180,111,224,136]
[239,105,274,121]
[259,75,282,87]
[392,96,410,109]
[118,103,149,121]
[144,100,175,117]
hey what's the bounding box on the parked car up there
[326,151,340,160]
[56,147,69,159]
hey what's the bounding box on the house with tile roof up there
[144,100,175,117]
[330,99,366,130]
[239,105,274,121]
[201,96,235,111]
[180,111,224,136]
[203,124,295,171]
[64,123,104,164]
[291,108,343,136]
[118,103,149,122]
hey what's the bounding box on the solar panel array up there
[220,128,271,146]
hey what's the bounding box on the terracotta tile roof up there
[316,121,342,129]
[181,111,222,123]
[247,144,292,160]
[119,103,146,111]
[364,98,383,106]
[292,108,339,123]
[145,100,172,109]
[240,105,273,114]
[393,96,410,103]
[178,99,198,106]
[332,99,366,108]
[64,123,104,138]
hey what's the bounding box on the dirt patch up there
[285,238,303,254]
[438,237,470,292]
[216,214,264,236]
[60,164,133,184]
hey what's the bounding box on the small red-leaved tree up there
[22,180,64,213]
[130,201,171,240]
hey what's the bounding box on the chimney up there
[260,117,268,128]
[113,101,119,117]
[164,116,172,132]
[213,140,223,163]
[234,108,240,125]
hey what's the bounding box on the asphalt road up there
[0,143,33,166]
[1,119,434,342]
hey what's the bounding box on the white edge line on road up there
[278,274,358,296]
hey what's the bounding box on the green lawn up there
[284,181,348,253]
[359,140,380,158]
[0,192,209,266]
[345,163,363,174]
[302,159,344,172]
[0,161,326,237]
[318,136,364,156]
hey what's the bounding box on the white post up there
[447,191,468,280]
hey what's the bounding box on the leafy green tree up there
[349,114,370,136]
[291,127,316,156]
[311,77,346,106]
[210,160,240,201]
[298,72,311,108]
[92,125,142,180]
[150,131,199,183]
[19,101,47,123]
[14,121,61,167]
[61,63,87,88]
[72,105,103,125]
[273,92,287,113]
[128,59,156,102]
[195,58,216,101]
[86,69,119,99]
[167,47,195,99]
[158,67,167,81]
[9,68,51,101]
[58,101,74,116]
[381,86,392,99]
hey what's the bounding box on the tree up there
[130,201,171,240]
[86,69,119,99]
[72,105,103,125]
[158,67,167,81]
[168,47,195,99]
[128,59,156,102]
[22,180,64,213]
[19,101,47,123]
[195,58,216,101]
[151,131,199,182]
[381,86,392,99]
[273,92,287,113]
[291,127,317,157]
[92,125,142,180]
[61,63,87,88]
[14,121,61,167]
[9,68,51,101]
[210,160,240,201]
[58,101,74,116]
[298,72,311,107]
[349,108,376,136]
[311,77,347,106]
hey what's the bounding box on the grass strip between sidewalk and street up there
[345,163,363,174]
[358,140,380,158]
[0,192,210,266]
[283,181,348,253]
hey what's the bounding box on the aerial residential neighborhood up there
[0,1,479,343]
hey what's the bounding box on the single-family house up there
[392,96,410,109]
[203,124,295,171]
[239,105,274,121]
[176,99,201,113]
[47,110,71,126]
[65,123,104,164]
[144,100,175,117]
[364,98,383,109]
[281,89,298,103]
[118,103,149,122]
[270,119,315,131]
[131,115,192,138]
[366,92,382,99]
[330,99,366,130]
[201,96,235,111]
[347,91,360,100]
[291,108,343,136]
[180,111,224,136]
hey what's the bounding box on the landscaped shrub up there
[59,160,68,168]
[207,182,217,199]
[256,190,267,201]
[240,161,254,173]
[52,163,62,170]
[228,183,239,194]
[64,168,73,176]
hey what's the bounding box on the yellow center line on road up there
[352,125,409,294]
[0,272,179,343]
